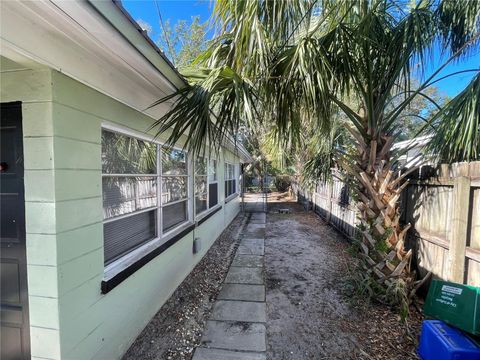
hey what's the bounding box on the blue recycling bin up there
[418,320,480,360]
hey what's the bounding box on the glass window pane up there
[104,210,156,265]
[225,163,234,180]
[102,130,157,174]
[195,175,208,214]
[195,176,207,196]
[163,201,187,231]
[102,177,157,219]
[195,195,207,214]
[162,148,187,175]
[195,157,207,175]
[208,159,217,182]
[225,179,236,198]
[162,176,187,204]
[209,183,218,208]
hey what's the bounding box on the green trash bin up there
[424,279,480,336]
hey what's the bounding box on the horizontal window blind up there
[163,201,188,232]
[104,210,156,265]
[209,183,218,208]
[102,129,191,266]
[195,156,218,216]
[225,179,236,198]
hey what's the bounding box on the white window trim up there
[234,163,239,195]
[101,122,193,278]
[103,220,193,281]
[224,161,237,199]
[103,206,157,224]
[195,203,222,223]
[194,156,219,217]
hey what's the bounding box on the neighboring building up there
[392,135,433,168]
[0,1,251,359]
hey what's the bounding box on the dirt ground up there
[123,214,246,360]
[124,192,422,360]
[266,192,422,360]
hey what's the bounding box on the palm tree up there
[151,0,480,309]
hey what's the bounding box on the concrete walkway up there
[193,211,267,360]
[243,192,267,213]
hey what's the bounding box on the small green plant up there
[346,240,362,257]
[344,268,386,304]
[385,278,409,322]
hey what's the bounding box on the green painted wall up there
[1,58,242,359]
[0,59,62,359]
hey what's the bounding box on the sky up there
[123,0,213,39]
[123,0,479,98]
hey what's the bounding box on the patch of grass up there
[346,240,362,257]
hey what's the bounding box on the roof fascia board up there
[87,0,186,90]
[1,0,176,117]
[223,139,254,163]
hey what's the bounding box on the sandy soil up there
[265,193,422,360]
[124,192,421,360]
[123,214,247,360]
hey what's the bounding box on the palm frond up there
[427,73,480,162]
[150,66,257,156]
[437,0,480,56]
[301,120,344,189]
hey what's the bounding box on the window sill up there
[225,193,239,204]
[101,221,195,294]
[196,205,222,226]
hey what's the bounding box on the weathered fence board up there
[295,161,480,286]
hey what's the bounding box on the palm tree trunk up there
[343,129,414,293]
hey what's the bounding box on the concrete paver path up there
[193,208,267,360]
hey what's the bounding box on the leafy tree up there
[151,0,480,311]
[157,16,210,69]
[392,82,447,140]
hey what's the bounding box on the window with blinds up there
[101,129,190,266]
[224,162,236,198]
[161,147,189,231]
[208,159,218,208]
[195,157,218,216]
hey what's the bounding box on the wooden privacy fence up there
[294,162,480,287]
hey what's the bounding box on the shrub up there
[274,175,291,192]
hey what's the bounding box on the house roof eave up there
[89,0,187,90]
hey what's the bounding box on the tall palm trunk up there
[343,125,414,295]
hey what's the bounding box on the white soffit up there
[0,0,178,118]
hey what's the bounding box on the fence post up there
[326,181,333,224]
[448,167,471,283]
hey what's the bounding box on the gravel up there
[123,214,247,360]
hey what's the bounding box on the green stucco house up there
[0,1,252,359]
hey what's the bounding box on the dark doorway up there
[1,102,30,360]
